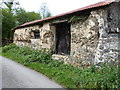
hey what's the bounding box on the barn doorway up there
[55,22,71,55]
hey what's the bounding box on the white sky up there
[3,0,105,15]
[19,0,106,15]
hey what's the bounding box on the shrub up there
[2,44,119,88]
[24,49,53,65]
[2,44,17,52]
[48,60,63,67]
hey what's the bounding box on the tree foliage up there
[2,0,19,39]
[39,2,52,19]
[2,1,42,40]
[2,8,16,39]
[15,8,41,25]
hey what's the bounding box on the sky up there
[18,0,106,15]
[3,0,105,16]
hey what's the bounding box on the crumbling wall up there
[52,9,106,66]
[94,2,120,64]
[14,25,39,49]
[14,23,55,50]
[70,9,102,64]
[52,4,119,66]
[39,23,55,50]
[69,2,119,65]
[14,2,119,66]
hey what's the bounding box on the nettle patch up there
[1,44,119,88]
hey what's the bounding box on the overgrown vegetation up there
[1,44,119,88]
[70,15,89,22]
[2,0,52,40]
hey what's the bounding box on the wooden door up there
[55,22,71,55]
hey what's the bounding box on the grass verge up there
[1,44,119,88]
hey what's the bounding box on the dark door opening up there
[55,22,71,55]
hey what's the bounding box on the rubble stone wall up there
[70,3,119,65]
[14,23,56,50]
[95,2,120,64]
[70,9,103,64]
[14,2,119,66]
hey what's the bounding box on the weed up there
[1,44,119,88]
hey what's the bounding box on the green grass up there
[1,44,120,88]
[0,47,2,56]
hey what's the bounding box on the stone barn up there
[13,0,120,66]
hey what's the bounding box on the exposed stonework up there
[14,23,56,50]
[70,10,100,64]
[95,33,119,64]
[13,1,120,66]
[52,54,82,67]
[95,2,120,64]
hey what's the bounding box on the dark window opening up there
[55,22,71,55]
[34,31,40,39]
